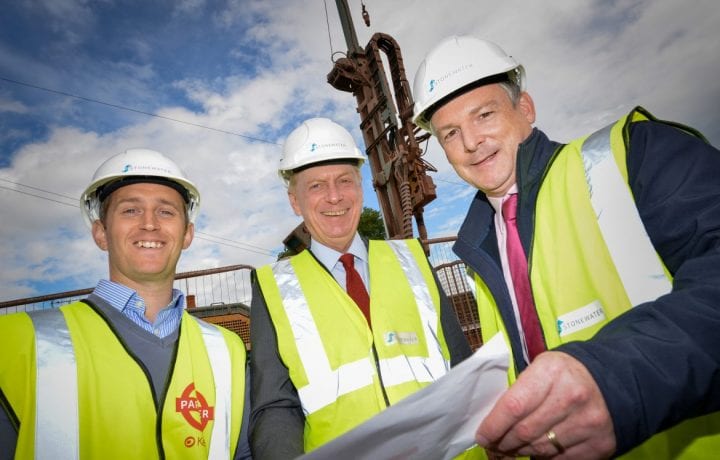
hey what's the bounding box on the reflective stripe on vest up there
[30,310,233,458]
[270,258,376,414]
[193,318,232,459]
[382,240,448,383]
[581,123,672,305]
[30,309,79,460]
[270,240,448,415]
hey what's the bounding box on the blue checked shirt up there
[92,279,185,338]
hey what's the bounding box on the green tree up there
[358,207,387,240]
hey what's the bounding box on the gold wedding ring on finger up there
[546,429,565,453]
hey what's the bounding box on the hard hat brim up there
[289,158,363,175]
[97,176,193,204]
[419,73,514,129]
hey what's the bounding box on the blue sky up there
[1,0,719,301]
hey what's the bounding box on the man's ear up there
[518,91,536,124]
[92,220,108,251]
[183,223,194,249]
[288,191,302,217]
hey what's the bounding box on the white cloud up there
[1,0,719,303]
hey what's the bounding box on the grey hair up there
[498,81,522,107]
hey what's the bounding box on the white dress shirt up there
[309,233,370,292]
[488,184,531,363]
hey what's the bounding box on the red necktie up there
[503,194,545,361]
[339,253,371,326]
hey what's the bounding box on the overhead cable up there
[0,76,280,145]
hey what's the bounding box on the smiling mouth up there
[135,241,165,248]
[322,209,347,216]
[472,151,497,166]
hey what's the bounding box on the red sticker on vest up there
[176,383,215,431]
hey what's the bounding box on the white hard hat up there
[278,118,365,184]
[80,148,201,227]
[412,35,525,132]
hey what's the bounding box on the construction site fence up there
[0,264,255,315]
[0,238,481,349]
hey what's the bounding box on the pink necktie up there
[503,194,545,361]
[339,253,371,327]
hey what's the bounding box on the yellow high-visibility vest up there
[257,239,452,452]
[473,108,720,458]
[0,301,246,459]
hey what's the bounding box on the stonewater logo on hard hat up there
[310,142,346,153]
[428,63,474,93]
[121,163,173,174]
[176,382,215,431]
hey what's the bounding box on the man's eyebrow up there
[114,196,182,208]
[435,99,500,132]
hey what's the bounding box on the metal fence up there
[426,237,483,351]
[0,264,254,315]
[1,239,481,350]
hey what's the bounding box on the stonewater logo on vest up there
[384,331,419,345]
[556,300,607,337]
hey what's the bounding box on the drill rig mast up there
[327,0,436,242]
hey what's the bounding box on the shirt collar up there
[488,184,519,214]
[93,279,185,314]
[310,233,367,271]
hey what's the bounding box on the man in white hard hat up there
[249,118,472,458]
[0,149,251,459]
[412,35,720,459]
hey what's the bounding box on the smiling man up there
[248,118,471,458]
[412,35,720,459]
[0,149,250,459]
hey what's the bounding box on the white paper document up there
[298,332,510,460]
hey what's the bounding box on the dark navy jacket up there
[453,109,720,455]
